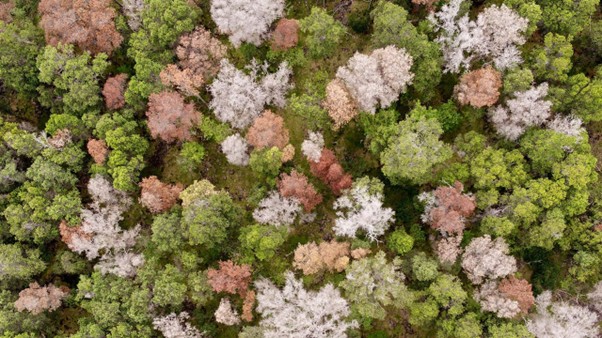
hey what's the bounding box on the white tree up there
[489,83,552,141]
[429,0,528,73]
[255,271,358,338]
[253,191,301,227]
[301,131,324,162]
[210,0,284,47]
[461,235,517,284]
[547,115,585,139]
[215,298,241,326]
[153,312,204,338]
[333,178,395,241]
[474,281,521,319]
[587,281,602,313]
[121,0,145,31]
[209,60,292,129]
[336,46,413,113]
[526,291,599,338]
[221,133,250,166]
[67,175,144,278]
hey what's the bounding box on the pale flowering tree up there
[253,191,302,227]
[429,0,528,73]
[435,235,463,265]
[461,235,517,284]
[336,46,414,113]
[301,131,324,162]
[209,60,292,129]
[210,0,284,47]
[215,298,241,326]
[333,177,394,241]
[587,281,602,313]
[221,133,250,166]
[546,115,585,139]
[323,79,358,130]
[121,0,145,31]
[526,291,600,338]
[489,83,553,141]
[255,271,358,338]
[474,281,522,318]
[14,282,68,315]
[153,312,204,338]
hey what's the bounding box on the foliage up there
[299,7,346,58]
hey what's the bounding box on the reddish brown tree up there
[38,0,123,55]
[278,170,322,212]
[87,139,109,164]
[146,91,200,143]
[241,290,255,322]
[425,181,476,235]
[14,282,69,315]
[498,276,535,315]
[309,149,352,195]
[455,66,502,108]
[0,1,14,22]
[59,220,90,250]
[412,0,438,10]
[102,74,127,110]
[207,260,252,297]
[246,110,290,150]
[139,176,183,214]
[271,18,299,50]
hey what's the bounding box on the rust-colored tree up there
[246,110,290,150]
[498,276,535,315]
[59,220,90,249]
[241,290,255,322]
[139,176,183,214]
[309,148,352,195]
[412,0,437,10]
[102,74,127,110]
[323,79,358,130]
[14,282,69,315]
[87,139,108,164]
[278,170,322,212]
[0,1,14,23]
[207,260,252,297]
[293,241,351,275]
[271,18,299,50]
[455,66,502,108]
[423,181,476,235]
[38,0,123,55]
[146,91,200,143]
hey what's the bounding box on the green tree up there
[249,147,283,187]
[387,229,414,255]
[299,7,346,58]
[239,224,287,263]
[550,72,602,122]
[0,244,45,285]
[359,108,400,156]
[489,322,534,338]
[409,101,462,132]
[503,67,535,95]
[150,209,184,254]
[178,142,205,170]
[412,252,439,282]
[505,0,542,35]
[381,114,452,185]
[539,0,597,36]
[530,33,573,83]
[152,265,187,308]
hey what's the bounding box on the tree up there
[309,149,352,195]
[38,0,123,54]
[387,229,415,255]
[0,244,46,284]
[215,298,240,326]
[489,83,553,141]
[323,79,358,130]
[239,224,287,262]
[419,181,476,236]
[252,191,301,227]
[271,18,299,51]
[530,33,573,83]
[255,271,358,337]
[249,147,284,187]
[381,114,452,185]
[121,0,145,31]
[153,312,203,338]
[498,276,535,315]
[489,322,534,338]
[526,291,599,338]
[429,0,528,72]
[102,74,128,110]
[146,91,200,143]
[14,283,68,315]
[549,72,602,122]
[301,131,324,163]
[277,170,322,212]
[587,281,602,313]
[412,252,439,282]
[210,0,284,47]
[333,176,395,241]
[246,110,289,150]
[335,46,414,113]
[455,66,502,108]
[293,241,351,275]
[209,60,292,129]
[539,0,597,36]
[474,281,522,318]
[221,133,250,166]
[503,67,535,95]
[461,235,517,284]
[340,251,412,320]
[207,260,252,296]
[139,176,183,213]
[299,7,346,58]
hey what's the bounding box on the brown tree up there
[14,282,69,315]
[0,1,14,22]
[146,91,200,143]
[207,260,252,297]
[412,0,438,10]
[47,129,72,149]
[246,110,290,150]
[139,176,183,214]
[280,144,295,163]
[59,220,90,250]
[160,65,204,98]
[87,139,109,164]
[424,181,476,235]
[498,276,535,315]
[102,74,128,110]
[323,79,358,130]
[271,18,299,50]
[455,66,502,108]
[241,290,255,322]
[293,241,351,275]
[309,149,352,195]
[38,0,123,55]
[278,170,323,212]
